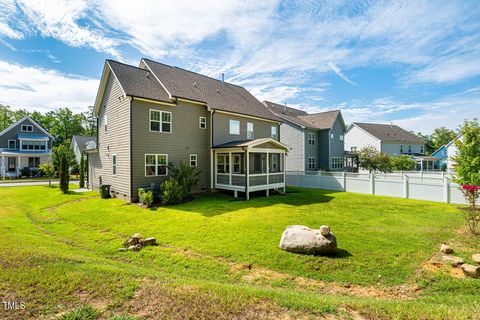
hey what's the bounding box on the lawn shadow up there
[321,248,352,259]
[170,187,341,217]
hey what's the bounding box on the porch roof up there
[412,155,440,161]
[17,133,50,141]
[0,149,51,156]
[213,138,288,150]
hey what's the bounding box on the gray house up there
[71,135,97,164]
[87,59,287,201]
[0,115,53,178]
[263,101,346,171]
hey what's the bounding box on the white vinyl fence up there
[286,171,467,205]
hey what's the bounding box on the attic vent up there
[216,89,220,94]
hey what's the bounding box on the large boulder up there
[279,225,337,255]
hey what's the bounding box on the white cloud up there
[0,60,98,112]
[327,62,358,86]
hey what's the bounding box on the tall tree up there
[431,127,457,151]
[83,105,97,136]
[0,104,14,131]
[416,132,434,155]
[48,108,85,145]
[452,119,480,187]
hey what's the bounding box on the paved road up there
[0,180,79,187]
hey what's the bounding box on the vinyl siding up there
[212,112,279,146]
[304,129,318,170]
[380,143,424,156]
[89,73,131,200]
[345,125,380,152]
[279,121,304,171]
[329,118,345,171]
[317,130,330,170]
[0,118,52,150]
[131,99,210,200]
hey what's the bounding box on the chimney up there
[221,73,224,84]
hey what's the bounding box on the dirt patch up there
[112,279,318,320]
[422,261,444,273]
[422,253,466,279]
[230,264,416,300]
[449,267,465,279]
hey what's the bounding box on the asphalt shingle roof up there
[263,101,342,130]
[354,123,424,144]
[107,60,171,103]
[141,59,280,121]
[72,135,97,153]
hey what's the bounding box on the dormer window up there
[21,124,33,132]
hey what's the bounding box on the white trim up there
[145,154,168,177]
[0,115,53,138]
[149,109,172,133]
[132,97,176,106]
[7,140,16,149]
[176,97,207,106]
[308,157,316,170]
[271,126,278,139]
[189,154,198,167]
[21,124,33,132]
[199,116,207,129]
[307,132,315,145]
[247,122,254,139]
[141,59,173,99]
[229,119,240,135]
[214,110,280,124]
[112,154,117,176]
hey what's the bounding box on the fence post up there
[370,173,375,195]
[403,175,409,199]
[443,177,450,203]
[342,171,346,191]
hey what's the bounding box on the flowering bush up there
[461,184,480,210]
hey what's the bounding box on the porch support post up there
[228,151,232,186]
[1,155,4,178]
[282,152,286,194]
[266,151,270,190]
[245,148,250,200]
[213,150,217,189]
[17,155,20,176]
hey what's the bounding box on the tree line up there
[416,127,457,155]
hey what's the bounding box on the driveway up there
[0,180,79,187]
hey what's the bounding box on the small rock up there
[440,244,453,254]
[128,244,142,251]
[124,237,138,247]
[132,233,142,239]
[472,254,480,264]
[143,237,157,246]
[460,264,480,278]
[442,255,464,267]
[319,225,330,237]
[118,248,127,252]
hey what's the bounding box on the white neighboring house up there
[0,115,53,178]
[71,135,97,164]
[345,122,436,171]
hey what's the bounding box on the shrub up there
[70,163,80,176]
[138,188,154,207]
[20,167,31,178]
[160,178,184,205]
[79,154,85,188]
[59,305,99,320]
[40,162,56,187]
[358,146,392,173]
[168,161,200,196]
[391,155,416,171]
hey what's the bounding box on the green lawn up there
[0,185,479,319]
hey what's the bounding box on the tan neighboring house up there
[0,115,53,178]
[87,59,287,201]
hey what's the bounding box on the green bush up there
[391,155,416,171]
[20,167,31,177]
[160,178,184,205]
[138,188,153,207]
[168,161,200,196]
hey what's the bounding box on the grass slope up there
[0,185,479,319]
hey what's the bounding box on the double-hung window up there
[28,157,40,168]
[199,116,207,129]
[340,134,344,142]
[145,154,168,176]
[308,133,315,145]
[104,114,108,133]
[112,155,117,175]
[229,120,240,135]
[400,145,404,153]
[190,154,197,167]
[247,122,254,140]
[308,157,316,170]
[332,157,343,169]
[150,110,172,133]
[271,126,277,139]
[408,145,412,153]
[233,154,242,173]
[8,140,15,149]
[217,154,229,173]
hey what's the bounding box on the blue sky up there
[0,0,479,133]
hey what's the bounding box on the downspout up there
[210,109,215,190]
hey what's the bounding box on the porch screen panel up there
[249,153,267,174]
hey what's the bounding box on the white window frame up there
[308,157,316,170]
[340,134,344,142]
[332,157,344,169]
[150,109,172,133]
[190,154,197,167]
[20,140,47,151]
[217,154,230,173]
[145,154,168,176]
[229,120,240,135]
[408,145,412,153]
[330,132,334,141]
[21,124,33,132]
[104,114,108,133]
[8,140,16,149]
[271,153,279,172]
[271,126,277,139]
[247,122,254,140]
[112,154,117,176]
[308,132,315,146]
[199,116,207,129]
[233,154,242,173]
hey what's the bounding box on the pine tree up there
[79,154,85,188]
